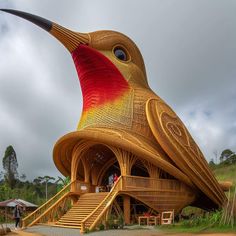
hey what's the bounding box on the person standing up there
[113,173,118,184]
[13,205,21,230]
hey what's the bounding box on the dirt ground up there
[7,231,41,236]
[7,230,236,236]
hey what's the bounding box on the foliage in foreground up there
[160,210,236,234]
[160,224,236,234]
[180,210,222,227]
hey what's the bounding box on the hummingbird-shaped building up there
[1,9,227,232]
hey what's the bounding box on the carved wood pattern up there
[141,159,160,179]
[146,98,226,206]
[110,147,137,175]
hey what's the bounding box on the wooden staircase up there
[22,176,195,232]
[80,176,122,232]
[56,192,108,228]
[22,182,73,228]
[54,176,194,232]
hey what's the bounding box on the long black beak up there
[0,9,89,52]
[0,9,52,31]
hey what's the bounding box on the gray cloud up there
[0,0,235,179]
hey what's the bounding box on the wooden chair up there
[138,216,149,225]
[161,210,174,225]
[148,216,156,225]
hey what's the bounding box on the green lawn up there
[159,224,236,234]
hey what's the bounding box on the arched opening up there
[131,159,149,177]
[99,161,121,187]
[74,144,120,188]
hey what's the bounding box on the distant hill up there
[211,163,236,186]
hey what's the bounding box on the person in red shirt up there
[113,173,118,184]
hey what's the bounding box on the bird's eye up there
[113,47,128,61]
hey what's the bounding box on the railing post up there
[81,222,85,234]
[22,220,25,229]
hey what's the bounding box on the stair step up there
[59,217,84,221]
[64,211,95,215]
[59,218,84,222]
[60,215,89,219]
[55,191,112,229]
[53,225,81,230]
[63,214,92,217]
[78,200,105,202]
[58,219,82,222]
[62,211,92,215]
[68,209,96,212]
[58,219,82,223]
[61,216,89,220]
[67,208,96,211]
[76,203,103,205]
[62,211,93,214]
[72,206,99,208]
[79,197,107,200]
[56,222,81,227]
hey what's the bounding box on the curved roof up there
[0,199,38,208]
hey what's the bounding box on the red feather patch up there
[72,45,129,111]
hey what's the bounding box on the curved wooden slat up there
[146,98,226,207]
[53,128,194,188]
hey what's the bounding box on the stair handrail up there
[27,191,71,227]
[22,180,74,228]
[81,176,123,232]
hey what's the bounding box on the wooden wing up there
[146,98,226,207]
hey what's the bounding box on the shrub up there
[180,210,222,228]
[106,214,115,229]
[99,223,105,230]
[118,214,124,229]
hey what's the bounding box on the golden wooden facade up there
[2,9,227,232]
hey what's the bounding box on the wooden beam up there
[123,195,130,224]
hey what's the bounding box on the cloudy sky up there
[0,0,235,180]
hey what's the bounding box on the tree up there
[56,176,70,186]
[209,158,216,168]
[38,176,55,201]
[0,171,3,181]
[2,145,18,189]
[20,173,26,181]
[220,149,235,163]
[55,176,70,192]
[213,150,218,164]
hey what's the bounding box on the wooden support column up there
[71,141,91,190]
[110,147,137,176]
[81,157,91,183]
[71,149,79,193]
[123,195,131,224]
[142,160,160,178]
[108,147,137,224]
